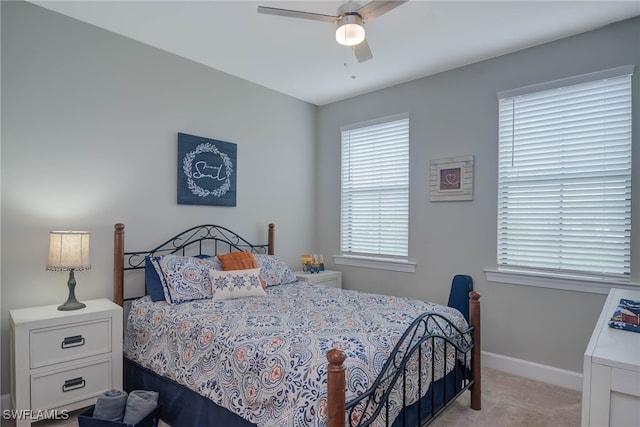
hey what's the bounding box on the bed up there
[113,223,481,427]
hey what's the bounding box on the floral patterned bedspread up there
[125,282,469,427]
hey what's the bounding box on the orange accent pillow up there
[218,252,266,290]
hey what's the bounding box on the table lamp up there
[46,231,91,311]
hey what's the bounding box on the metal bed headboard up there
[113,223,274,305]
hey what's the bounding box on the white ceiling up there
[31,1,640,106]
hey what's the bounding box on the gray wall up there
[1,1,316,395]
[316,17,640,374]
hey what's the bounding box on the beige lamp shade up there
[46,231,91,271]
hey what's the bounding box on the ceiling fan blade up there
[356,1,408,22]
[257,6,337,23]
[354,39,373,63]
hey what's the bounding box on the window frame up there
[488,65,637,293]
[335,112,415,272]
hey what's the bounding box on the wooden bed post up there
[327,349,346,427]
[114,223,125,307]
[268,223,275,255]
[469,290,481,410]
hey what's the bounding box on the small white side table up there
[9,298,123,426]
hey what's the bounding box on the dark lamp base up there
[58,300,86,311]
[58,269,86,311]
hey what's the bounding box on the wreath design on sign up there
[182,142,233,197]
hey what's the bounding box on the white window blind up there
[341,113,409,257]
[497,66,633,279]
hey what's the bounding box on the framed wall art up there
[178,132,237,206]
[430,155,474,202]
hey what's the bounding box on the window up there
[340,113,409,260]
[497,66,633,280]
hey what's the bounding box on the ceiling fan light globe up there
[336,14,365,46]
[336,23,365,46]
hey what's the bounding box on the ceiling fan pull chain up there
[343,46,357,80]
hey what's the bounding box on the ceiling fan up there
[257,1,408,63]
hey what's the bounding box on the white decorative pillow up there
[209,268,266,300]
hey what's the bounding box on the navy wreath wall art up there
[177,132,237,206]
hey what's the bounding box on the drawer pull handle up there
[62,377,86,392]
[61,335,85,349]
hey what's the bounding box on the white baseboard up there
[482,350,583,391]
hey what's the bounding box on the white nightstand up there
[9,298,123,426]
[295,270,342,289]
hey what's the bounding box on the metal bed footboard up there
[343,312,475,427]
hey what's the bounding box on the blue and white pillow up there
[151,255,221,304]
[253,254,297,287]
[209,268,266,300]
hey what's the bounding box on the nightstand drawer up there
[295,270,342,289]
[31,359,112,411]
[30,319,111,369]
[313,278,338,287]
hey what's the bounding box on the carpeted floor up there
[430,367,581,427]
[5,367,581,427]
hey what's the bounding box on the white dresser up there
[295,270,342,289]
[9,298,122,426]
[582,288,640,427]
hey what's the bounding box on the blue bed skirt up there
[392,363,466,426]
[124,358,255,427]
[124,358,466,427]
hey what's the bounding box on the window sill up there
[485,268,639,294]
[333,255,416,273]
